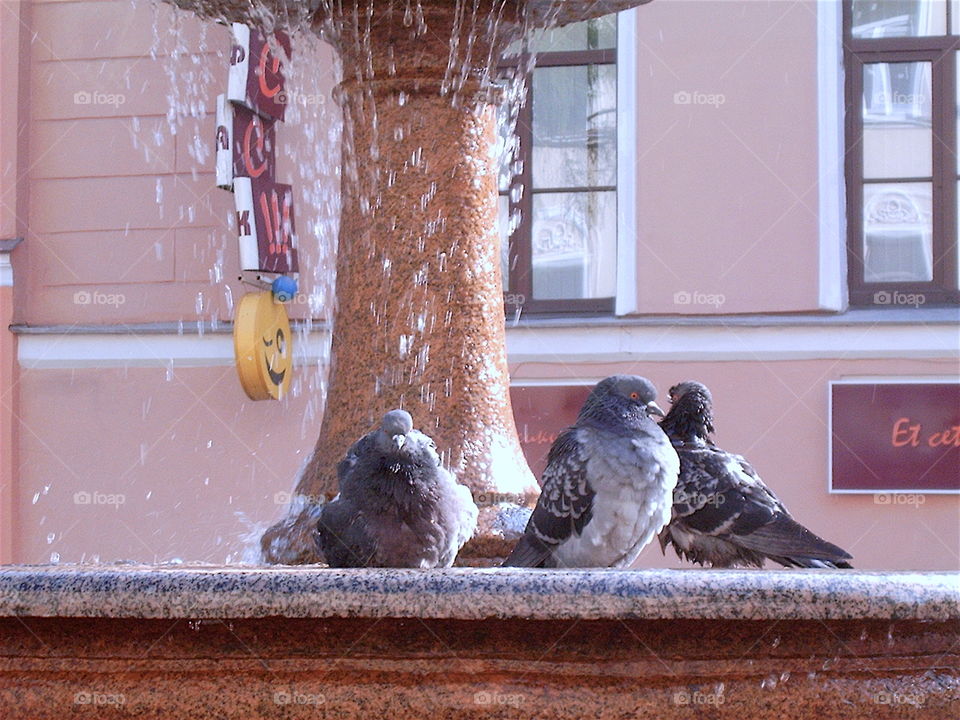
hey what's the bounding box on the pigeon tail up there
[736,513,854,568]
[501,534,553,568]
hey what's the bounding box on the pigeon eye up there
[630,392,640,400]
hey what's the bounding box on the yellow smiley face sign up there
[233,291,293,400]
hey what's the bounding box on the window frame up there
[499,27,619,316]
[843,1,960,305]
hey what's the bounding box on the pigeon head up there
[661,380,715,441]
[376,409,414,454]
[580,375,666,427]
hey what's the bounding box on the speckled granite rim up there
[0,566,956,621]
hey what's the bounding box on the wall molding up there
[817,0,848,311]
[616,7,639,316]
[17,320,959,369]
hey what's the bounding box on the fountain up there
[168,0,654,565]
[0,1,956,717]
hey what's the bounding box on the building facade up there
[0,0,956,568]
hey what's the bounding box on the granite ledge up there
[0,566,956,621]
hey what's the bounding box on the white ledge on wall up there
[14,312,960,369]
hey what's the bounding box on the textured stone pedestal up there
[0,566,957,718]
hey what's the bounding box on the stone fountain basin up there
[0,566,957,718]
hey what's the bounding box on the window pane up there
[863,62,932,178]
[498,195,510,291]
[532,65,616,189]
[863,182,933,282]
[530,16,616,53]
[532,191,616,299]
[852,0,946,38]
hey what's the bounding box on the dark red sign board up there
[229,26,290,122]
[232,104,276,181]
[510,384,591,482]
[235,178,299,273]
[830,382,960,493]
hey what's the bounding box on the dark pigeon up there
[502,375,679,568]
[658,381,853,569]
[316,409,478,568]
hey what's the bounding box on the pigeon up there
[658,381,853,569]
[502,375,679,568]
[315,409,478,568]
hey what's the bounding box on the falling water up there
[33,0,572,564]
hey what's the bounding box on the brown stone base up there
[1,615,957,718]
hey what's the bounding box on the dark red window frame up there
[843,2,960,305]
[499,45,617,316]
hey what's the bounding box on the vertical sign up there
[215,23,297,273]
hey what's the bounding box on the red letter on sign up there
[891,417,921,448]
[243,115,268,178]
[258,43,282,98]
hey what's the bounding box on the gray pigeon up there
[315,409,478,568]
[658,381,853,569]
[502,375,679,568]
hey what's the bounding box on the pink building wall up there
[2,0,957,569]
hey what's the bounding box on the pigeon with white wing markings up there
[315,409,478,568]
[502,375,679,568]
[658,381,853,569]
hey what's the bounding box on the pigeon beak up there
[392,434,406,451]
[646,401,667,418]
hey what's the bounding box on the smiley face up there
[234,291,292,401]
[263,326,288,386]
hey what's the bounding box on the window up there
[844,0,960,304]
[498,16,619,315]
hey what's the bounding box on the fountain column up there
[261,1,540,564]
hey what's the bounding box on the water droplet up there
[32,492,40,505]
[46,532,55,544]
[50,552,60,563]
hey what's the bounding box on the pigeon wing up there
[316,498,378,568]
[679,449,852,566]
[503,428,594,567]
